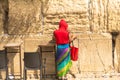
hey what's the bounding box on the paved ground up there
[1,71,120,80]
[66,73,120,80]
[25,73,120,80]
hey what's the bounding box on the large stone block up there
[8,0,42,34]
[115,34,120,72]
[73,33,113,73]
[24,35,53,52]
[43,0,87,14]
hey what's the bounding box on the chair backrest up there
[40,45,55,52]
[0,50,7,69]
[24,52,41,69]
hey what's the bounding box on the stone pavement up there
[5,72,119,80]
[66,73,120,80]
[26,72,120,80]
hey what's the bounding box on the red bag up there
[70,45,78,61]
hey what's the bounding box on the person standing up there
[53,19,76,80]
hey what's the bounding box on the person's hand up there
[67,29,72,33]
[71,34,77,41]
[73,35,77,40]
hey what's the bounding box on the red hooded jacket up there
[54,19,69,45]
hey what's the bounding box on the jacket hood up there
[59,19,68,30]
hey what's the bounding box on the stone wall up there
[6,0,120,34]
[1,0,120,34]
[0,0,8,34]
[78,33,112,72]
[8,0,42,34]
[0,0,120,79]
[108,0,120,32]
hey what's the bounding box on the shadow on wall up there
[0,0,9,34]
[110,32,119,68]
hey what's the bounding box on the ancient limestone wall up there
[0,0,120,79]
[7,0,89,34]
[115,35,120,72]
[0,0,8,34]
[0,1,3,34]
[78,34,112,72]
[0,0,120,34]
[108,0,120,32]
[8,0,42,34]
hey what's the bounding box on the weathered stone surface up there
[43,0,88,34]
[0,0,120,34]
[0,0,8,34]
[43,0,87,14]
[8,0,42,34]
[0,13,3,34]
[108,0,120,32]
[1,0,120,79]
[71,33,112,72]
[115,34,120,72]
[2,0,120,34]
[7,0,89,34]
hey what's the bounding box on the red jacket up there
[54,19,69,44]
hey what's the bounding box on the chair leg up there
[24,69,27,80]
[43,66,46,80]
[43,58,46,80]
[40,66,42,80]
[6,68,8,80]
